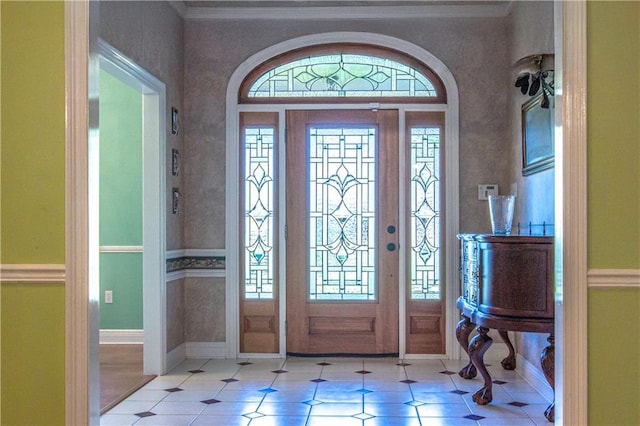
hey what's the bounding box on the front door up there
[238,109,446,356]
[286,110,400,355]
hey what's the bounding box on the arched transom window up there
[239,44,446,103]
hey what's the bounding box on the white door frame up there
[97,39,168,376]
[65,4,167,424]
[225,33,460,360]
[65,2,588,424]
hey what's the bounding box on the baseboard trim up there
[186,342,227,359]
[516,353,554,403]
[99,329,144,344]
[0,264,65,283]
[588,269,640,288]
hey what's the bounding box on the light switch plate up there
[478,184,499,200]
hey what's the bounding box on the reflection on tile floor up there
[101,358,552,425]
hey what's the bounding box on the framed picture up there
[172,188,180,214]
[521,94,554,176]
[172,149,180,176]
[171,107,179,135]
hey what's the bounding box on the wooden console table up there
[456,233,555,422]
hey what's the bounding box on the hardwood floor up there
[100,344,156,415]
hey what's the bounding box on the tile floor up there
[100,357,552,425]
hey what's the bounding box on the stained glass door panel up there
[286,110,399,355]
[405,111,445,354]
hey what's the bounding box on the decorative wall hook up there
[514,54,554,108]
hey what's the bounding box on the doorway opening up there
[96,40,167,380]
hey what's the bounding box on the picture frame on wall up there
[172,149,180,176]
[172,188,180,214]
[521,94,554,176]
[171,107,179,135]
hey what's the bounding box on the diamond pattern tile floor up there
[100,357,552,425]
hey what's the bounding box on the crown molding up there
[169,1,187,17]
[185,4,512,20]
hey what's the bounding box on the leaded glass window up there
[309,127,376,301]
[244,127,275,299]
[410,127,441,300]
[247,53,438,99]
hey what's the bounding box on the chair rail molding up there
[0,264,66,283]
[588,269,640,288]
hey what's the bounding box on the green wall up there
[0,2,66,425]
[587,2,640,426]
[99,70,143,329]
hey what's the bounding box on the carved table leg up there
[541,334,555,422]
[469,326,493,405]
[498,330,516,370]
[456,315,477,379]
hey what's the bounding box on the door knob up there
[386,243,396,252]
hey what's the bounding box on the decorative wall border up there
[166,256,225,273]
[165,249,226,281]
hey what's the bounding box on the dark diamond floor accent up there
[164,387,183,393]
[201,398,221,405]
[259,388,278,393]
[493,380,508,385]
[310,378,327,383]
[405,400,425,407]
[237,361,253,366]
[450,390,469,395]
[303,399,322,406]
[271,369,288,374]
[439,370,457,375]
[464,414,486,421]
[188,369,204,374]
[399,379,417,384]
[396,362,411,366]
[355,388,373,394]
[355,370,372,374]
[135,411,156,418]
[509,401,529,407]
[221,378,239,383]
[316,362,332,366]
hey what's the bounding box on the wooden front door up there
[286,110,399,355]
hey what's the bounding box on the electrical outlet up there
[478,184,499,200]
[105,290,113,304]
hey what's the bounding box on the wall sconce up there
[514,54,554,108]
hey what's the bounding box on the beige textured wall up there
[184,16,513,246]
[100,1,185,251]
[507,1,555,371]
[166,279,186,351]
[100,1,187,350]
[183,16,513,341]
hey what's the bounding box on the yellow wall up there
[587,2,640,425]
[0,2,66,425]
